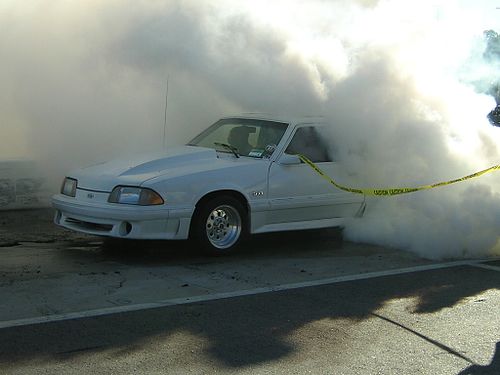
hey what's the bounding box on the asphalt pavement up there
[0,209,499,374]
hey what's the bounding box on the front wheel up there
[191,196,247,255]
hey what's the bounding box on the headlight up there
[108,186,164,205]
[61,177,77,197]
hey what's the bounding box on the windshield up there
[188,118,288,158]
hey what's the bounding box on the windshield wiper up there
[214,142,240,158]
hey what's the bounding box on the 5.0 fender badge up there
[251,191,264,197]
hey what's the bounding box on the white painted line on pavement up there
[0,259,494,330]
[469,263,500,272]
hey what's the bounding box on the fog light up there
[119,221,133,236]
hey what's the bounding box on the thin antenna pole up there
[162,76,169,150]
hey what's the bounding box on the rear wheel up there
[191,195,247,255]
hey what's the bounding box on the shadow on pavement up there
[0,264,498,370]
[457,342,500,375]
[55,227,346,267]
[1,208,498,370]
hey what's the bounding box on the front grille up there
[65,217,113,232]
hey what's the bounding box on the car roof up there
[221,113,328,126]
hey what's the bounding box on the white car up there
[52,115,365,254]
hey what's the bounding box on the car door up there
[267,125,364,226]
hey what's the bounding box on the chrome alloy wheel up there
[205,205,242,249]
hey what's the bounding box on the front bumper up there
[52,194,193,240]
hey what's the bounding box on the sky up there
[1,0,500,258]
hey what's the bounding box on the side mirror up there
[279,153,301,165]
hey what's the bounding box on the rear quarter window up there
[285,126,332,163]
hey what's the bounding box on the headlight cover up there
[108,186,164,206]
[61,177,77,197]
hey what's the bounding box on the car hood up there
[70,146,221,192]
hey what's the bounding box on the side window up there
[285,126,332,163]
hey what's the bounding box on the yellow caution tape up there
[297,154,500,196]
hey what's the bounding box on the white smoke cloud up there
[1,0,500,258]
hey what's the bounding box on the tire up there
[191,195,247,256]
